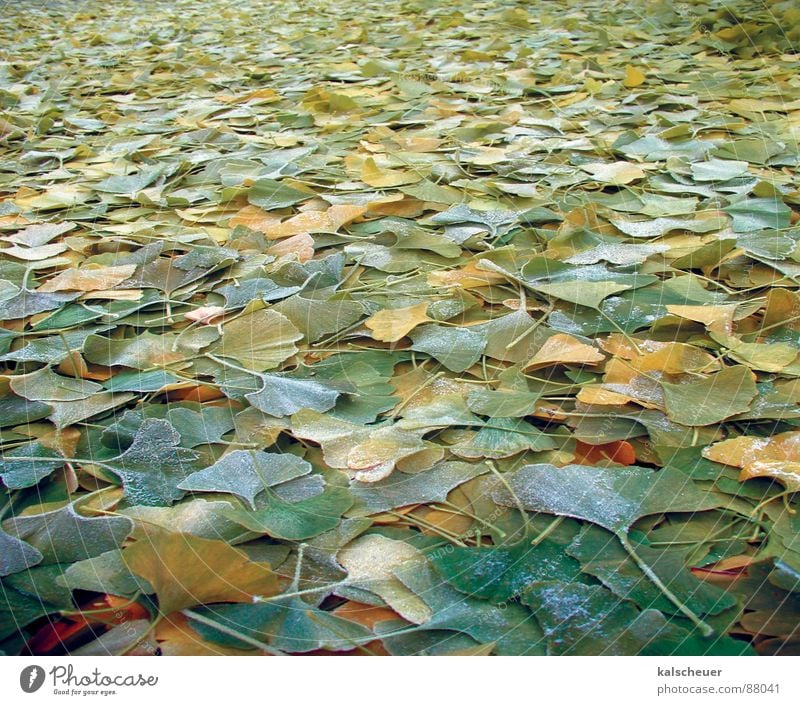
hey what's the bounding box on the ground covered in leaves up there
[1,0,800,656]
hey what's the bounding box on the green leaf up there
[107,418,199,506]
[530,280,632,309]
[225,484,353,540]
[0,528,42,577]
[349,461,487,515]
[103,369,181,393]
[690,159,749,182]
[248,178,312,210]
[0,441,63,489]
[178,451,312,508]
[58,549,151,596]
[409,324,486,372]
[451,417,557,459]
[465,388,541,417]
[388,562,546,655]
[245,374,341,416]
[429,539,584,604]
[188,597,372,653]
[568,525,737,618]
[495,463,721,535]
[4,498,133,564]
[661,365,758,426]
[724,197,792,233]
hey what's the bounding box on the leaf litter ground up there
[1,0,800,656]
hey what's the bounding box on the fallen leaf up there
[365,302,430,342]
[38,265,136,292]
[123,528,279,614]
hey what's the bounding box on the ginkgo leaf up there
[623,64,646,88]
[661,365,758,427]
[0,441,63,489]
[4,498,133,564]
[531,280,633,309]
[263,204,366,239]
[430,540,583,604]
[568,524,736,618]
[666,304,737,334]
[209,309,302,371]
[224,484,352,540]
[365,302,430,342]
[178,451,312,508]
[581,162,645,185]
[337,534,431,624]
[9,366,102,402]
[245,374,340,417]
[703,432,800,492]
[38,265,136,292]
[189,596,374,653]
[349,460,487,515]
[2,242,68,261]
[0,528,43,577]
[361,157,421,188]
[494,463,720,535]
[409,324,486,372]
[106,418,199,506]
[247,178,312,210]
[525,333,605,370]
[123,528,279,615]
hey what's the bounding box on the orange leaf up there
[574,440,636,466]
[264,204,366,240]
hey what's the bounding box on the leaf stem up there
[181,609,286,655]
[618,533,714,638]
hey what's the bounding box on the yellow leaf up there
[581,161,646,185]
[263,204,366,240]
[635,343,720,375]
[361,157,421,188]
[525,333,605,370]
[427,262,507,289]
[38,264,136,292]
[468,147,508,165]
[365,302,430,342]
[210,309,302,370]
[623,64,646,88]
[666,304,737,334]
[337,535,431,624]
[703,432,800,492]
[391,136,442,152]
[123,528,279,615]
[228,205,282,232]
[576,386,635,406]
[80,289,143,301]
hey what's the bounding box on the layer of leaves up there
[1,0,799,657]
